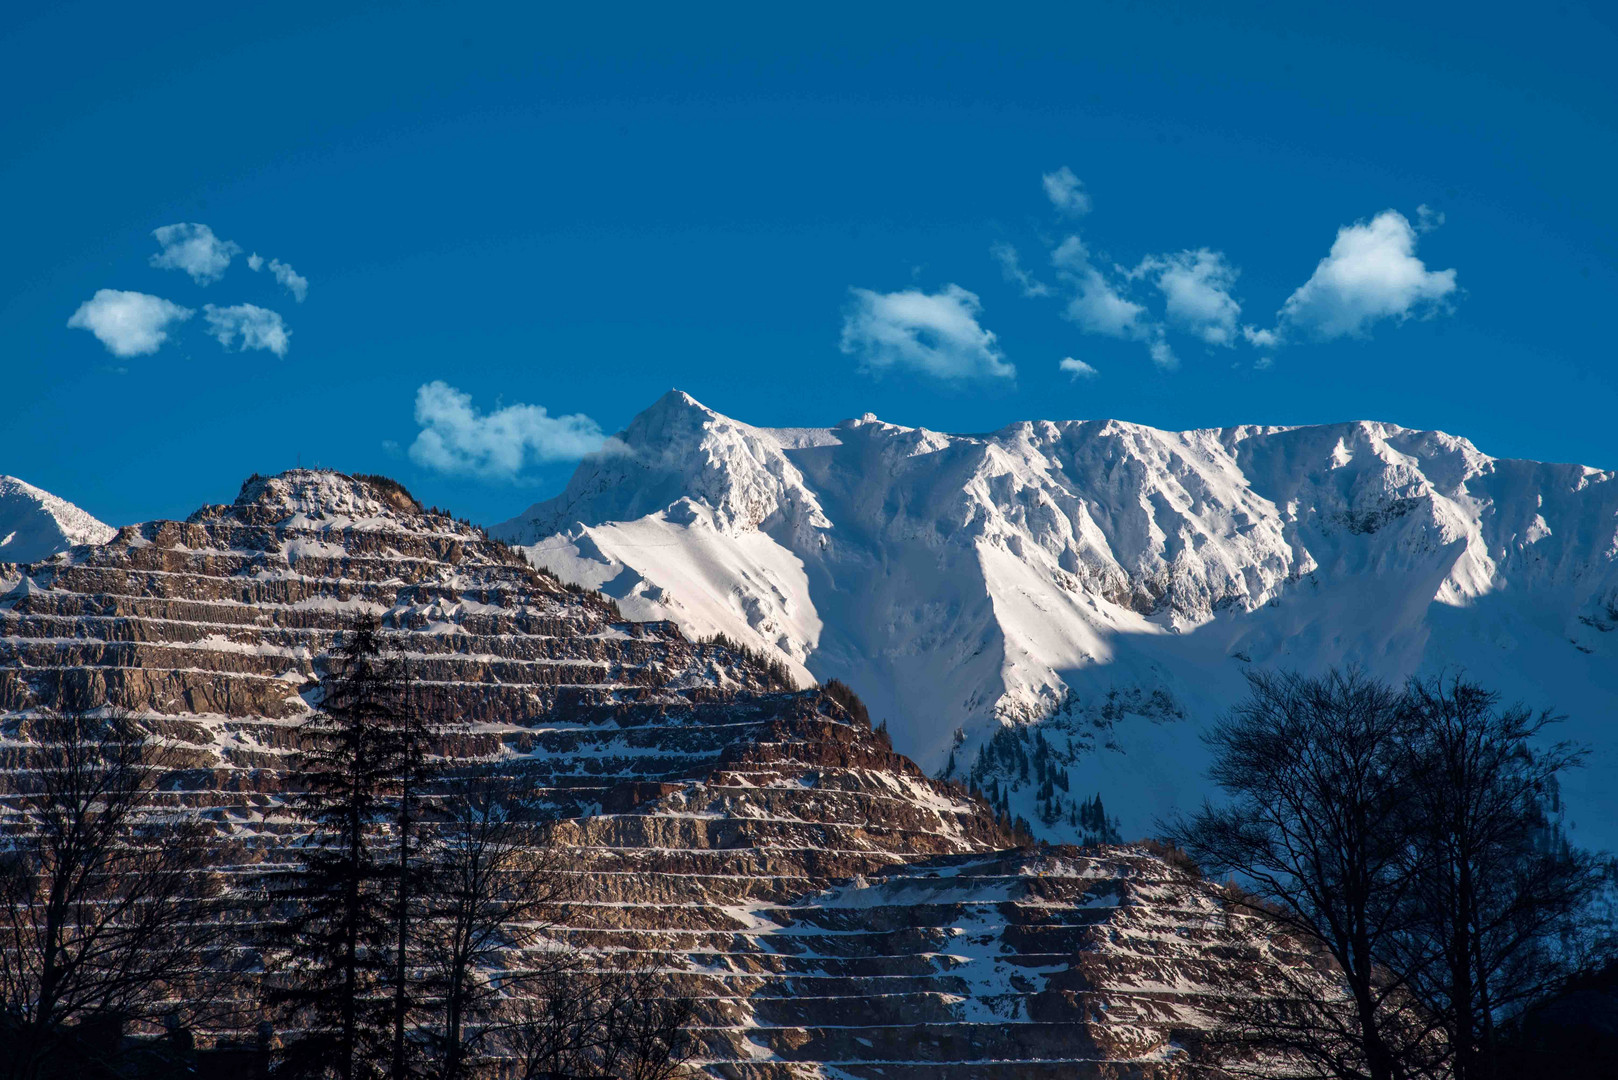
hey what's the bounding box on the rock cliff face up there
[0,470,1314,1077]
[496,392,1618,850]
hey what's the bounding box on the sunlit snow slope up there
[495,391,1618,850]
[0,475,115,564]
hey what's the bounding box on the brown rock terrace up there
[0,470,1318,1077]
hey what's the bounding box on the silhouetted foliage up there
[418,777,569,1080]
[1165,669,1449,1079]
[351,475,421,512]
[820,680,870,728]
[266,617,409,1080]
[1493,953,1618,1074]
[1165,668,1613,1080]
[1392,676,1612,1079]
[698,634,795,691]
[0,710,225,1080]
[1073,794,1121,846]
[500,955,696,1080]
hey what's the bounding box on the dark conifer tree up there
[387,655,434,1080]
[268,616,406,1080]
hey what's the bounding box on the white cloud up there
[1242,325,1279,348]
[66,289,193,357]
[1042,166,1091,216]
[1275,209,1458,340]
[408,381,611,479]
[1050,236,1176,368]
[840,284,1015,380]
[248,253,309,302]
[203,303,290,357]
[1146,338,1176,368]
[1132,249,1243,347]
[991,242,1050,297]
[1059,357,1098,379]
[1415,204,1445,234]
[1051,237,1144,335]
[268,259,308,302]
[149,223,240,285]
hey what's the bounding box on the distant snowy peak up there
[500,393,1616,622]
[497,392,1618,848]
[500,389,830,539]
[0,476,115,564]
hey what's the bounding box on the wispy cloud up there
[841,284,1015,381]
[1059,357,1098,379]
[149,223,240,285]
[408,381,613,480]
[249,253,308,302]
[203,303,290,356]
[66,289,193,356]
[1042,166,1091,216]
[1131,249,1243,347]
[1000,168,1458,368]
[1272,209,1457,341]
[991,242,1050,297]
[1051,236,1176,368]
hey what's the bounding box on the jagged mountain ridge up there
[0,474,115,564]
[0,469,1317,1077]
[497,391,1618,849]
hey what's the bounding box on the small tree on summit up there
[268,617,409,1080]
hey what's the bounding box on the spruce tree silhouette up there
[267,617,406,1080]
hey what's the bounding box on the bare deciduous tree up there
[415,776,696,1080]
[1167,669,1612,1080]
[419,776,568,1080]
[0,710,223,1080]
[502,955,696,1080]
[1395,676,1612,1080]
[1163,670,1444,1080]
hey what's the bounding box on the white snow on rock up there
[494,391,1618,850]
[0,475,116,564]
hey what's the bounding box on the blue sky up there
[4,1,1615,527]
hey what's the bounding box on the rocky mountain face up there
[0,474,115,564]
[497,392,1618,850]
[0,469,1316,1077]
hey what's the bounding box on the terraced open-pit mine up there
[0,470,1319,1078]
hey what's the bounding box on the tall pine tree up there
[387,654,434,1079]
[268,616,407,1080]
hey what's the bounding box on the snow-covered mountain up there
[0,475,115,564]
[496,391,1618,850]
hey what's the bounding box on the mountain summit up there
[496,394,1618,848]
[0,475,115,564]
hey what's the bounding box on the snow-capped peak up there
[0,475,116,564]
[494,394,1618,849]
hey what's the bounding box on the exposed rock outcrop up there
[0,470,1322,1077]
